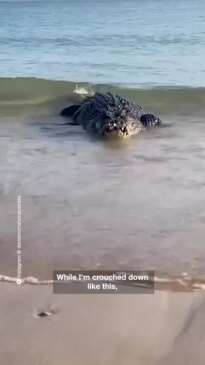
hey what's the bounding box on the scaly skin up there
[60,92,162,138]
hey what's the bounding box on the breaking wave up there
[0,77,205,117]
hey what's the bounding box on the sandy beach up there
[1,1,205,363]
[0,283,205,365]
[1,93,205,365]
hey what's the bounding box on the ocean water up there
[0,0,205,86]
[0,0,205,282]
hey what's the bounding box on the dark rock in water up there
[140,113,162,127]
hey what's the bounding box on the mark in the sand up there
[33,309,56,319]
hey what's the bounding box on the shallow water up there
[0,112,205,280]
[1,0,205,280]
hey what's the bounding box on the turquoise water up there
[1,0,205,86]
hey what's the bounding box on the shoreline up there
[1,274,205,292]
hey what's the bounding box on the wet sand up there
[0,115,205,279]
[1,111,205,364]
[0,283,205,365]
